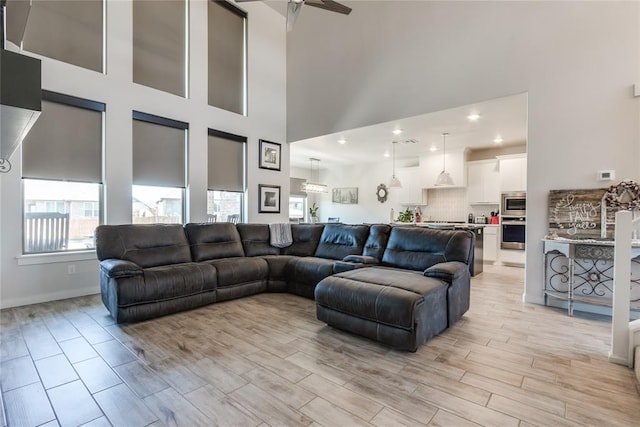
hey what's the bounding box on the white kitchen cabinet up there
[498,154,527,192]
[467,160,500,204]
[396,167,427,205]
[421,148,467,189]
[483,225,499,262]
[500,248,525,266]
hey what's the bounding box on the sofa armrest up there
[342,255,379,265]
[425,261,470,326]
[423,261,469,284]
[100,259,144,279]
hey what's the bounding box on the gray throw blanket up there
[269,223,293,248]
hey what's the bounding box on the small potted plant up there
[309,202,319,223]
[396,208,413,223]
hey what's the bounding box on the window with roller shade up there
[132,112,188,225]
[7,0,104,73]
[133,0,187,97]
[206,129,246,223]
[208,0,247,115]
[21,91,105,253]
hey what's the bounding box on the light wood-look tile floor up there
[1,264,639,426]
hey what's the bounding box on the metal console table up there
[542,238,640,316]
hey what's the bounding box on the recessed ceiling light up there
[392,129,403,135]
[467,114,480,121]
[429,145,437,152]
[338,138,347,144]
[494,136,503,144]
[383,151,390,158]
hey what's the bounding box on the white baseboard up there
[523,293,545,305]
[608,351,629,366]
[0,286,99,309]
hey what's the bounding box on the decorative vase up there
[312,216,319,224]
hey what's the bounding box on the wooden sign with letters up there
[548,188,608,239]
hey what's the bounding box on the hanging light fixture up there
[302,158,328,193]
[435,132,454,186]
[388,141,402,188]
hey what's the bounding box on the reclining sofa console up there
[96,223,474,351]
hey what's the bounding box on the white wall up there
[287,1,640,305]
[0,0,287,308]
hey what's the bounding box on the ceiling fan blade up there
[286,1,303,32]
[305,0,352,15]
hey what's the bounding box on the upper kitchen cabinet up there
[396,167,428,205]
[467,159,500,204]
[421,148,467,189]
[498,154,527,192]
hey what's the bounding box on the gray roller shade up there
[208,134,245,192]
[10,0,103,72]
[22,100,102,183]
[133,119,186,188]
[133,0,186,97]
[208,0,246,115]
[290,178,307,197]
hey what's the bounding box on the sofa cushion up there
[95,224,192,268]
[185,223,245,261]
[286,256,336,298]
[236,223,281,256]
[363,224,391,260]
[382,227,473,271]
[206,257,269,287]
[205,257,269,301]
[118,262,217,307]
[314,224,370,260]
[282,224,324,256]
[315,267,447,330]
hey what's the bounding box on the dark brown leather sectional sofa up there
[96,222,474,351]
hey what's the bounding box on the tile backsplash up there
[424,188,499,222]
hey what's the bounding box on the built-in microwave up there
[501,191,526,217]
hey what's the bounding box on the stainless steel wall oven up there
[501,217,525,250]
[500,191,526,250]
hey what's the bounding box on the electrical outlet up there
[67,264,76,275]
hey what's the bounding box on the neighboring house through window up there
[132,112,188,225]
[21,91,105,253]
[207,129,246,223]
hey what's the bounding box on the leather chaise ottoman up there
[314,267,449,352]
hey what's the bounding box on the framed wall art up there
[332,187,358,204]
[258,184,281,213]
[259,139,281,171]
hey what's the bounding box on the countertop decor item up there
[309,202,319,222]
[396,208,413,223]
